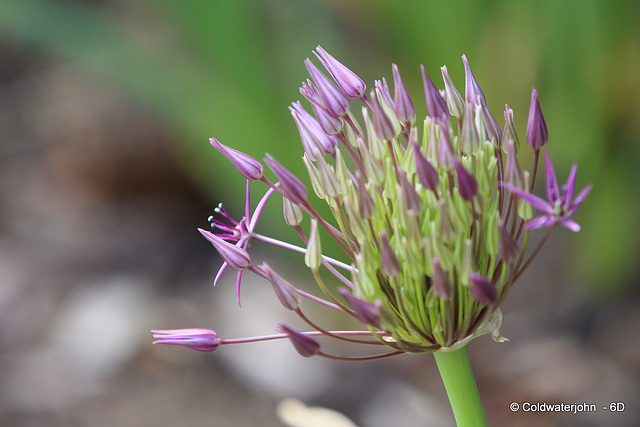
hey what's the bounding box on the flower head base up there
[154,47,591,360]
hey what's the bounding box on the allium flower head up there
[155,48,591,360]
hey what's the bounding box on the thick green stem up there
[434,346,488,427]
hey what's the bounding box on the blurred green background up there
[1,0,638,295]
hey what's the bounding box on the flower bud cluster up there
[154,47,591,359]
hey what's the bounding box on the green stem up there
[433,346,488,427]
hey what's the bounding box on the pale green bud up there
[304,219,322,271]
[283,197,303,226]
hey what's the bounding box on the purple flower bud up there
[481,104,502,145]
[454,161,478,201]
[397,167,422,212]
[421,65,449,120]
[440,65,465,117]
[413,141,439,194]
[305,59,350,117]
[379,230,400,276]
[370,89,399,141]
[354,177,376,219]
[469,272,497,305]
[392,64,415,122]
[152,328,219,352]
[198,228,251,270]
[526,88,548,150]
[505,139,524,189]
[209,138,263,180]
[314,46,366,99]
[501,105,520,152]
[264,154,308,206]
[431,257,451,300]
[462,54,486,106]
[277,323,320,357]
[338,288,382,327]
[261,263,301,310]
[291,101,339,153]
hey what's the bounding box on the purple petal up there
[570,184,593,212]
[525,215,557,230]
[559,218,581,232]
[338,288,382,327]
[454,161,478,201]
[562,163,578,208]
[544,150,560,203]
[469,272,497,305]
[500,182,553,213]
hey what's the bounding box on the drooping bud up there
[291,101,338,154]
[290,108,325,161]
[277,323,320,357]
[454,161,479,201]
[198,228,250,270]
[304,219,322,271]
[305,59,350,117]
[440,65,465,117]
[462,54,486,106]
[209,138,263,180]
[431,257,451,300]
[283,197,303,226]
[392,64,415,122]
[152,328,219,352]
[314,46,366,99]
[379,230,400,276]
[469,272,497,305]
[264,154,308,206]
[413,140,439,194]
[421,65,449,120]
[261,263,301,310]
[338,288,382,327]
[526,88,548,150]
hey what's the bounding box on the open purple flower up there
[501,150,592,231]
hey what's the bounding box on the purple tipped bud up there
[498,221,520,264]
[440,65,465,117]
[314,46,366,99]
[526,88,548,150]
[454,161,479,201]
[481,104,502,145]
[152,328,219,352]
[338,288,382,327]
[305,59,350,117]
[209,138,263,180]
[379,230,400,276]
[431,257,451,300]
[438,127,457,169]
[277,323,320,357]
[370,89,399,141]
[397,167,422,212]
[413,141,439,194]
[261,263,301,310]
[505,139,524,189]
[392,64,415,122]
[421,65,449,120]
[198,228,250,271]
[501,105,520,152]
[460,102,480,154]
[355,178,376,219]
[470,272,497,305]
[264,154,308,205]
[462,54,486,106]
